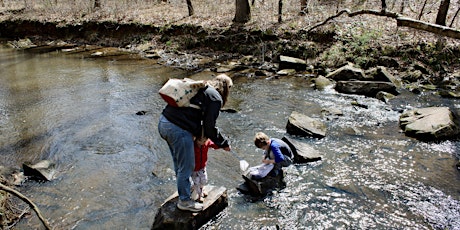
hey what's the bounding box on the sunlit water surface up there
[0,45,459,229]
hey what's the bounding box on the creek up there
[0,45,459,229]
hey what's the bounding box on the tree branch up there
[397,17,460,39]
[304,8,460,40]
[305,9,399,33]
[0,183,52,230]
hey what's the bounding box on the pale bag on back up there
[159,78,205,108]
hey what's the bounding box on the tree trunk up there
[1,0,4,7]
[399,0,405,14]
[278,0,282,22]
[94,0,101,8]
[335,0,341,14]
[450,7,460,27]
[233,0,251,24]
[381,0,386,11]
[186,0,194,16]
[300,0,307,15]
[435,0,450,26]
[418,0,428,20]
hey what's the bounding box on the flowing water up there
[0,44,459,229]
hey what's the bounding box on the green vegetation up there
[320,24,383,68]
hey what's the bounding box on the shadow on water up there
[1,45,459,229]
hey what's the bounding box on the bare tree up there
[186,0,194,16]
[435,0,450,26]
[278,0,282,22]
[233,0,251,23]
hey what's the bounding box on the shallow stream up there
[0,45,459,229]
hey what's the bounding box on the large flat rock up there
[151,186,228,230]
[282,136,322,163]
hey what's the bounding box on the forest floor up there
[1,0,460,76]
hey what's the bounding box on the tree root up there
[0,183,52,230]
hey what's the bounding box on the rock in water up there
[237,170,286,199]
[152,186,228,230]
[399,107,460,141]
[22,160,56,181]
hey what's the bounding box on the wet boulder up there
[152,186,228,230]
[279,55,307,71]
[399,107,460,141]
[282,136,321,163]
[376,91,396,103]
[321,107,343,118]
[314,75,334,90]
[23,160,56,181]
[335,80,398,97]
[286,111,326,138]
[237,170,285,199]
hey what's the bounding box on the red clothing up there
[194,139,219,171]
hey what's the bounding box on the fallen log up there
[305,8,460,40]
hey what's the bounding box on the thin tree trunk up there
[300,0,307,15]
[278,0,282,22]
[450,7,460,27]
[336,0,341,14]
[435,0,450,26]
[381,0,386,11]
[399,0,405,14]
[417,0,428,20]
[94,0,101,8]
[186,0,194,16]
[233,0,251,23]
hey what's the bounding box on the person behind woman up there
[192,137,219,202]
[254,132,293,176]
[158,74,232,212]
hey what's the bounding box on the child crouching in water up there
[192,137,219,202]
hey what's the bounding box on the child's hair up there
[195,136,208,146]
[254,132,269,148]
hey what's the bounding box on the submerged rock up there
[399,107,460,141]
[152,186,228,230]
